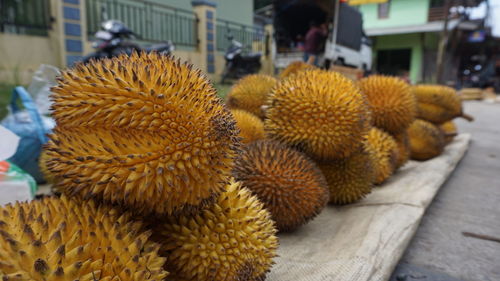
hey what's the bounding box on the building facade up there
[359,0,483,84]
[0,0,268,84]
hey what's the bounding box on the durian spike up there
[47,52,240,215]
[154,180,278,281]
[0,195,169,280]
[265,69,371,160]
[233,140,329,231]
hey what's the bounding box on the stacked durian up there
[358,75,416,181]
[226,71,331,232]
[3,52,279,281]
[407,85,473,160]
[262,69,375,206]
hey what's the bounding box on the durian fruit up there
[46,124,236,215]
[364,127,398,184]
[358,75,417,134]
[265,69,371,160]
[157,180,278,281]
[0,195,168,280]
[317,148,375,205]
[408,119,445,161]
[46,52,240,215]
[232,140,329,231]
[279,61,316,79]
[231,109,265,144]
[226,74,278,119]
[39,149,55,184]
[393,131,411,169]
[413,85,474,124]
[439,120,458,144]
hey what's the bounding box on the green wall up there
[153,0,254,25]
[360,0,430,29]
[374,33,423,83]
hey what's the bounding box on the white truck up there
[273,0,372,71]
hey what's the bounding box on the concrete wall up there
[0,34,60,84]
[0,0,267,85]
[373,33,423,83]
[360,0,430,29]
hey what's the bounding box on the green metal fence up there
[86,0,198,47]
[0,0,51,36]
[216,19,266,53]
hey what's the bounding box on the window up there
[378,0,391,19]
[430,0,445,8]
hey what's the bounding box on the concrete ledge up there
[268,134,471,281]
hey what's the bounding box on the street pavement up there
[391,101,500,281]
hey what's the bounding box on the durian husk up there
[364,127,399,184]
[226,74,278,119]
[265,69,371,160]
[358,75,417,134]
[392,131,411,169]
[233,140,329,231]
[439,120,458,144]
[47,52,240,215]
[39,149,55,184]
[408,119,445,161]
[413,85,474,123]
[279,61,316,79]
[0,195,168,280]
[317,147,375,205]
[231,109,266,144]
[155,180,278,281]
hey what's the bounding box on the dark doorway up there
[377,49,411,76]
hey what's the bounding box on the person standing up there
[304,21,327,66]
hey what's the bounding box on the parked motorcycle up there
[83,20,175,63]
[220,35,262,84]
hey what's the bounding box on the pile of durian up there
[1,53,472,281]
[227,62,473,222]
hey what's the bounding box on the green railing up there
[216,19,266,53]
[0,0,51,36]
[86,0,198,47]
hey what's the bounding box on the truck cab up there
[273,0,372,71]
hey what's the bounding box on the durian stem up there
[444,132,458,138]
[460,113,474,122]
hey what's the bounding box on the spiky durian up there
[232,140,329,231]
[279,61,316,79]
[358,75,417,134]
[46,52,240,215]
[317,148,375,205]
[39,149,55,184]
[231,109,265,144]
[265,69,371,160]
[364,127,398,184]
[408,119,445,160]
[0,195,168,280]
[393,131,411,169]
[413,85,474,123]
[439,120,458,144]
[226,74,278,119]
[156,180,278,281]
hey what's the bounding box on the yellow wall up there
[0,33,61,84]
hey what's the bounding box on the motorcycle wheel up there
[221,62,233,84]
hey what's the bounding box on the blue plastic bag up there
[1,86,54,183]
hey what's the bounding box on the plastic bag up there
[0,160,36,205]
[1,87,55,183]
[26,64,60,116]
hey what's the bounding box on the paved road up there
[391,101,500,281]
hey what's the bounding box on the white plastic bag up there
[27,64,60,116]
